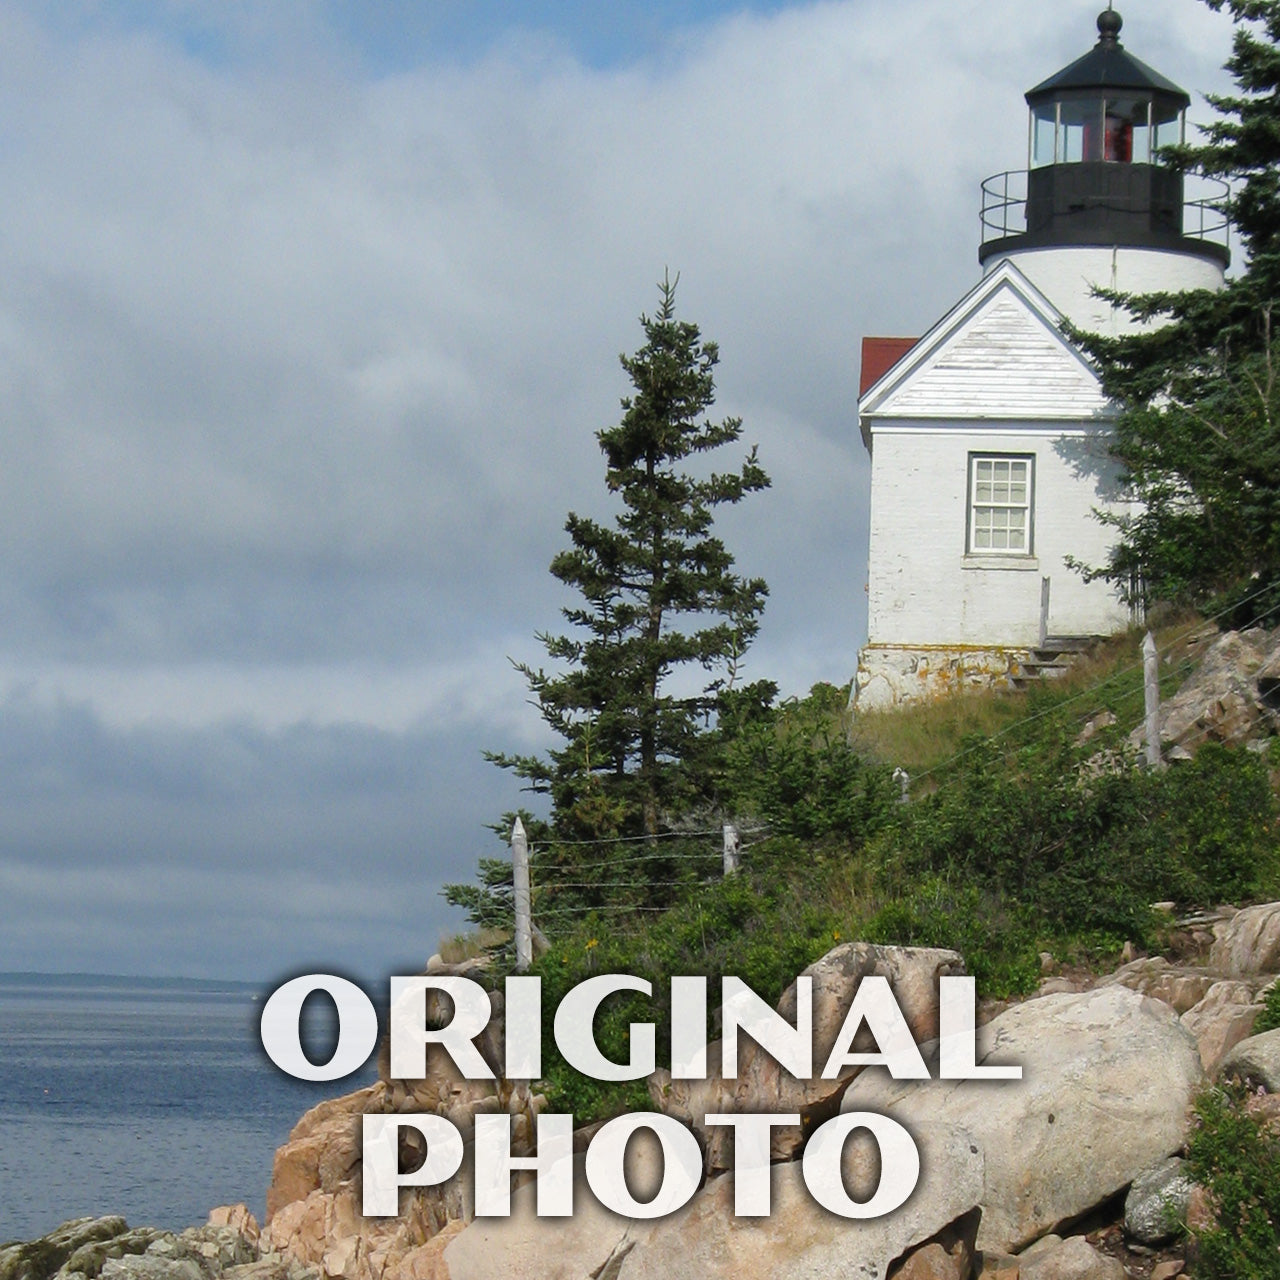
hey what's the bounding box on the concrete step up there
[1038,635,1095,653]
[1009,635,1098,690]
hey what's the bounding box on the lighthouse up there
[852,9,1228,713]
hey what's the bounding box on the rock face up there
[261,962,542,1280]
[1219,1026,1280,1090]
[1102,949,1274,1073]
[1018,1235,1124,1280]
[436,1139,671,1280]
[266,1087,383,1221]
[840,985,1204,1253]
[1130,628,1280,757]
[1123,1158,1194,1246]
[206,1210,259,1247]
[0,1215,296,1280]
[1210,902,1280,977]
[260,1081,479,1280]
[259,962,545,1280]
[1180,979,1263,1072]
[648,942,964,1172]
[612,1128,985,1280]
[1,1217,131,1280]
[1100,958,1216,1014]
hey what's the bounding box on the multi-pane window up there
[969,455,1033,554]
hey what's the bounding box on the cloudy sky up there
[0,0,1237,983]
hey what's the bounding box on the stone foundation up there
[852,644,1032,713]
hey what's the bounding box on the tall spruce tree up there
[474,275,769,912]
[1069,0,1280,613]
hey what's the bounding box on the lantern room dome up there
[1026,9,1190,109]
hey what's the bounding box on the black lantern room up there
[979,8,1229,266]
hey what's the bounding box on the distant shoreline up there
[0,971,263,989]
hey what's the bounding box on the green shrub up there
[873,736,1280,963]
[1254,982,1280,1036]
[1144,744,1280,904]
[864,876,1041,998]
[1186,1085,1280,1279]
[877,736,1163,945]
[722,682,899,842]
[527,868,846,1122]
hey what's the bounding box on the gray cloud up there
[0,691,515,978]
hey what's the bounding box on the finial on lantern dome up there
[1098,7,1123,45]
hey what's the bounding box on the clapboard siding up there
[877,292,1108,419]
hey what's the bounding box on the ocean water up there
[0,974,378,1244]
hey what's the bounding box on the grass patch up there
[438,926,510,965]
[847,614,1210,783]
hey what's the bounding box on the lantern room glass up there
[1029,95,1186,168]
[1152,111,1184,154]
[1032,103,1058,168]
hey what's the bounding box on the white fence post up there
[511,817,532,972]
[1143,631,1162,770]
[723,823,741,876]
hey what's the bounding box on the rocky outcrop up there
[1100,953,1273,1071]
[839,985,1204,1253]
[432,1136,672,1280]
[261,960,542,1280]
[648,942,963,1172]
[1129,627,1280,758]
[1,1217,133,1280]
[1099,957,1216,1014]
[255,901,1280,1280]
[1180,978,1262,1071]
[1123,1158,1194,1246]
[0,1213,302,1280]
[266,1087,384,1221]
[1210,901,1280,976]
[1219,1026,1280,1091]
[611,1130,983,1280]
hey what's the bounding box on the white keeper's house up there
[853,7,1231,713]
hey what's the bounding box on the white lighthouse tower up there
[853,9,1229,713]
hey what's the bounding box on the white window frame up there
[967,453,1034,555]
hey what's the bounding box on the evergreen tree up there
[1069,0,1280,613]
[452,275,770,920]
[1190,0,1280,280]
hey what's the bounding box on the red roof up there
[860,337,918,397]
